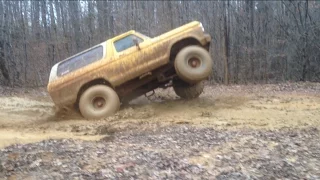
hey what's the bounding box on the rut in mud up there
[0,82,319,148]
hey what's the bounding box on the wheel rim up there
[188,57,201,68]
[92,97,106,109]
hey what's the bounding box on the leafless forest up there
[0,0,319,87]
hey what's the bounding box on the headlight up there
[199,23,204,32]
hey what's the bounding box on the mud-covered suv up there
[47,21,212,119]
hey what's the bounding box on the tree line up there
[0,0,319,87]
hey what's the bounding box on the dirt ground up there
[0,82,320,179]
[0,82,319,148]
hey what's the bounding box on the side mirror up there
[132,37,141,50]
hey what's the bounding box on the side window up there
[57,45,104,76]
[114,35,143,52]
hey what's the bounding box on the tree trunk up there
[19,1,28,84]
[223,1,230,85]
[32,1,41,40]
[68,1,81,52]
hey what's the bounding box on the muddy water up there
[0,85,320,148]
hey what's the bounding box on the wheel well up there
[169,38,201,61]
[76,78,112,107]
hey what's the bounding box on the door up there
[112,34,149,83]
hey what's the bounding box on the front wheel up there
[173,79,204,99]
[174,45,213,84]
[79,85,120,119]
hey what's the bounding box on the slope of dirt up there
[0,82,320,179]
[0,83,319,148]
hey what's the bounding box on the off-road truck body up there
[47,21,212,119]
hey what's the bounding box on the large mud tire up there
[174,45,212,83]
[79,85,120,119]
[173,80,204,99]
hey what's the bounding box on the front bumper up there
[204,34,211,43]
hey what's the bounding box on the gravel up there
[1,126,320,179]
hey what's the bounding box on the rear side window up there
[57,46,103,76]
[114,35,143,52]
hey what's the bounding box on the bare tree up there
[0,0,320,86]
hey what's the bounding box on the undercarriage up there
[116,62,177,104]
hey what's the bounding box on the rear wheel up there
[173,79,204,99]
[174,45,212,83]
[79,85,120,119]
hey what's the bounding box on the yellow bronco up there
[47,21,212,119]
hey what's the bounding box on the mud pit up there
[0,83,319,148]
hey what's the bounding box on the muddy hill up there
[1,83,320,179]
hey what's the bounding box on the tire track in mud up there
[0,84,320,148]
